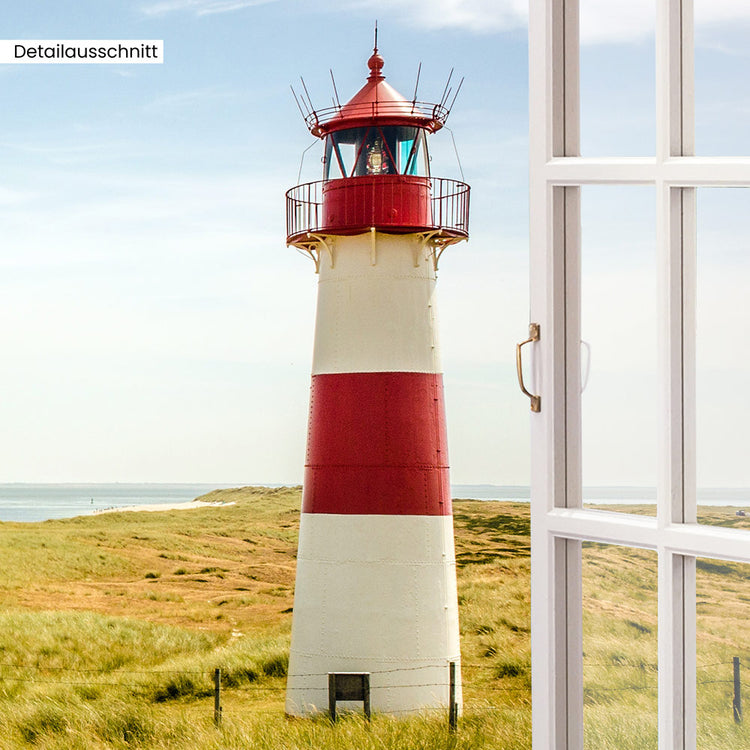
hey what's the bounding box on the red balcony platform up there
[286,176,470,249]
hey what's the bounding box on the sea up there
[0,484,747,523]
[0,484,238,523]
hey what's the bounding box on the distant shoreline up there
[94,500,236,515]
[1,483,750,523]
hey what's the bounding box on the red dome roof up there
[304,50,448,138]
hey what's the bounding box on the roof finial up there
[367,22,385,81]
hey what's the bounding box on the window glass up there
[696,189,750,526]
[324,127,430,179]
[362,128,392,175]
[400,138,415,173]
[694,3,750,155]
[581,186,657,516]
[325,128,368,179]
[324,137,344,179]
[579,0,655,156]
[583,543,658,748]
[402,129,430,177]
[696,557,750,747]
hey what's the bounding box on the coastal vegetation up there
[0,487,747,748]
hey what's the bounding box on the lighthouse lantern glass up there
[323,126,430,179]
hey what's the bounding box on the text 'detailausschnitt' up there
[0,40,164,64]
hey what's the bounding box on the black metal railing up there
[304,101,450,134]
[285,177,470,244]
[430,177,470,236]
[286,181,323,240]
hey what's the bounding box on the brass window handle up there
[516,323,541,412]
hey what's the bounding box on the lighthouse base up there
[285,513,462,716]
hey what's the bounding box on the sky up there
[1,0,749,486]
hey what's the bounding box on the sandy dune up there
[96,500,236,514]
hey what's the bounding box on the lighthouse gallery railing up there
[285,177,470,244]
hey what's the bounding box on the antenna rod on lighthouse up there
[330,69,342,110]
[439,68,454,110]
[411,62,422,113]
[299,76,315,114]
[446,76,465,115]
[290,85,308,120]
[374,20,378,52]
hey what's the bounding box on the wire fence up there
[581,656,747,726]
[0,660,526,691]
[0,657,744,685]
[0,656,745,726]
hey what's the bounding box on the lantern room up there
[286,46,470,252]
[323,126,429,179]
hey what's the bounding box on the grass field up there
[0,488,747,748]
[581,507,750,749]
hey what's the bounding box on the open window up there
[529,1,750,748]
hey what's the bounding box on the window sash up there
[528,1,750,748]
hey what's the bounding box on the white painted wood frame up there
[528,1,750,748]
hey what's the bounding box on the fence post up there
[214,668,222,727]
[363,676,371,722]
[734,657,742,724]
[328,673,337,722]
[448,661,458,732]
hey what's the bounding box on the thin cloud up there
[141,0,277,17]
[321,0,750,42]
[0,186,36,206]
[695,0,750,25]
[330,0,526,34]
[0,141,118,155]
[580,0,750,44]
[579,0,654,44]
[0,140,129,168]
[697,39,750,58]
[143,86,236,112]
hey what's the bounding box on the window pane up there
[400,129,429,177]
[328,127,431,178]
[696,557,750,747]
[583,543,658,748]
[696,189,750,526]
[579,0,655,156]
[381,126,429,177]
[324,137,345,179]
[330,127,369,177]
[399,138,415,174]
[695,3,750,155]
[581,187,657,516]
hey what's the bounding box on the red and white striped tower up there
[285,43,470,716]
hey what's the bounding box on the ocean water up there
[0,484,238,523]
[0,484,521,523]
[451,484,530,502]
[0,484,747,523]
[451,485,750,509]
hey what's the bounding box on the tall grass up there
[1,490,749,748]
[580,540,750,748]
[0,490,535,748]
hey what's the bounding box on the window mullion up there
[658,552,689,750]
[657,0,693,160]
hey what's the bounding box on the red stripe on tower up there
[303,372,451,515]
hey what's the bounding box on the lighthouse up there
[284,41,470,716]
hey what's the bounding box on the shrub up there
[95,704,155,745]
[261,652,288,678]
[16,702,68,744]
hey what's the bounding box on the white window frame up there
[528,1,750,748]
